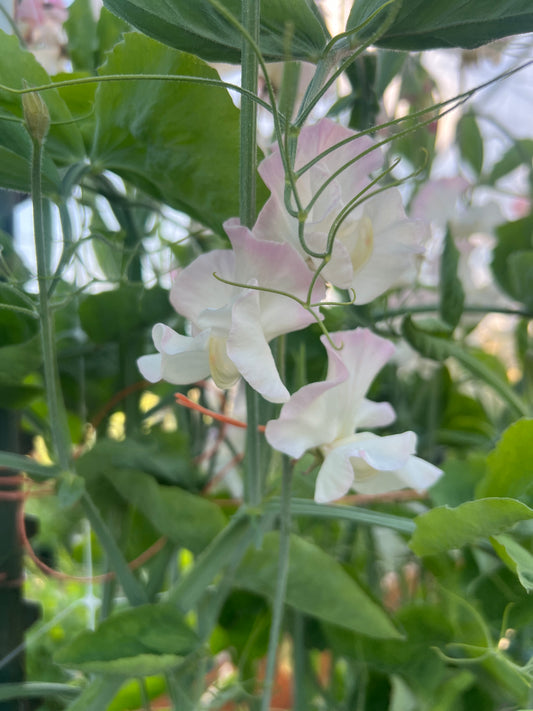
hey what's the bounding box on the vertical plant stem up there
[240,0,262,509]
[260,456,293,711]
[31,137,71,472]
[30,135,148,609]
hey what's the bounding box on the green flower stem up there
[260,456,293,711]
[31,136,148,608]
[31,137,71,472]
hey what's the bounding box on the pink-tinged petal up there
[351,431,416,470]
[265,379,346,458]
[226,289,289,403]
[140,324,211,385]
[315,447,355,503]
[411,177,470,221]
[224,219,324,339]
[322,330,395,436]
[170,248,235,325]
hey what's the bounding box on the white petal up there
[226,289,289,403]
[314,447,355,503]
[146,324,211,385]
[137,353,163,383]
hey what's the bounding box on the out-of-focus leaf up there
[347,0,533,51]
[65,0,99,72]
[410,498,533,557]
[79,284,173,343]
[235,532,401,639]
[488,138,533,184]
[476,419,533,499]
[55,603,198,675]
[492,534,533,592]
[103,468,226,554]
[492,216,533,309]
[91,32,266,233]
[430,455,487,507]
[456,112,483,176]
[0,285,41,384]
[439,229,464,330]
[103,0,329,63]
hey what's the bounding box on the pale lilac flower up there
[138,219,324,403]
[255,118,428,302]
[265,329,442,502]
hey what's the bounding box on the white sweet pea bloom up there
[255,118,428,302]
[138,218,325,403]
[265,329,442,502]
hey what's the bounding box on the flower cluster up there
[139,117,442,501]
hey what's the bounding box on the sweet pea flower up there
[138,218,325,403]
[265,329,442,502]
[255,118,428,302]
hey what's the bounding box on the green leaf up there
[492,534,533,592]
[104,469,226,554]
[235,532,401,639]
[0,31,85,176]
[410,498,533,557]
[79,284,173,343]
[456,112,483,176]
[55,603,199,675]
[0,683,78,702]
[0,451,61,479]
[402,317,529,417]
[347,0,533,51]
[492,216,533,308]
[439,229,464,329]
[103,0,329,63]
[65,0,99,72]
[91,32,266,233]
[488,138,533,184]
[476,419,533,499]
[63,678,123,711]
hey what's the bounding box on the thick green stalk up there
[31,137,72,472]
[30,133,148,609]
[260,457,293,711]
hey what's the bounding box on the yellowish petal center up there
[208,336,240,390]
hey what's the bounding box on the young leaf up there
[235,532,401,639]
[439,229,465,330]
[103,0,329,63]
[410,498,533,557]
[347,0,533,51]
[55,603,199,675]
[488,138,533,184]
[476,419,533,499]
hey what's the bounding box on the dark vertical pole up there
[0,190,39,711]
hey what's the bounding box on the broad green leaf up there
[0,31,85,172]
[103,0,329,63]
[439,229,464,330]
[347,0,533,51]
[489,138,533,184]
[55,603,198,675]
[492,216,533,307]
[429,455,487,508]
[104,468,226,554]
[65,0,99,72]
[402,317,529,418]
[235,532,401,638]
[456,112,483,176]
[492,534,533,592]
[91,32,266,233]
[476,419,533,499]
[410,498,533,557]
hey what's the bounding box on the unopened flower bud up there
[22,82,50,145]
